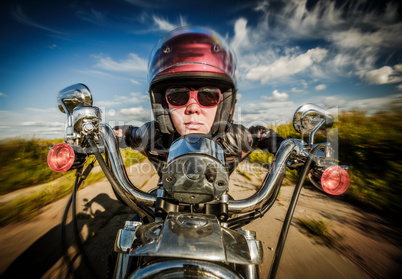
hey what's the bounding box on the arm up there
[248,125,284,154]
[113,122,154,150]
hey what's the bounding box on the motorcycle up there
[47,83,350,278]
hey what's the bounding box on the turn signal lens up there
[47,143,75,172]
[321,166,350,195]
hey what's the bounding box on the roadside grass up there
[0,168,105,226]
[0,138,146,226]
[236,168,253,181]
[248,148,300,185]
[248,105,402,215]
[0,138,65,194]
[297,217,334,246]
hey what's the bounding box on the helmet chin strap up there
[211,88,236,136]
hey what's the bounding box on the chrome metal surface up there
[162,154,229,204]
[228,139,304,213]
[130,212,254,265]
[293,103,334,134]
[72,106,101,134]
[167,135,225,164]
[308,118,325,146]
[129,260,243,279]
[131,213,226,261]
[101,124,156,206]
[57,83,92,114]
[114,253,131,279]
[177,215,208,228]
[57,84,92,141]
[240,230,263,264]
[114,221,142,253]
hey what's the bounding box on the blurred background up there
[0,0,401,277]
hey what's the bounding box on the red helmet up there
[148,26,238,135]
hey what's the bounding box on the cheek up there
[169,108,185,131]
[203,107,217,125]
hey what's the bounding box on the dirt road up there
[0,162,400,278]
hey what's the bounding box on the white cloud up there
[0,108,66,139]
[94,53,147,73]
[76,8,108,26]
[291,87,304,93]
[74,69,123,80]
[364,65,402,85]
[315,84,326,91]
[21,121,64,127]
[120,107,146,116]
[321,96,347,109]
[262,90,288,102]
[397,84,402,91]
[321,94,401,113]
[231,18,250,54]
[231,1,402,87]
[330,29,384,49]
[12,5,65,36]
[95,100,122,108]
[234,101,297,126]
[0,92,6,97]
[116,92,149,104]
[152,15,187,32]
[245,47,328,84]
[96,92,149,111]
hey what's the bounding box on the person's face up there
[168,87,218,135]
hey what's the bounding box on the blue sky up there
[0,0,401,139]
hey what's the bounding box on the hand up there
[114,128,123,138]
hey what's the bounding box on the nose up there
[185,98,200,114]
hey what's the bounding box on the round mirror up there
[57,83,93,114]
[293,103,334,134]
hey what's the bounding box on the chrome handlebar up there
[227,139,305,213]
[101,124,156,207]
[99,124,307,214]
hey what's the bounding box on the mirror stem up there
[61,99,74,143]
[308,119,324,146]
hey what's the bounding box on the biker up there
[115,26,284,178]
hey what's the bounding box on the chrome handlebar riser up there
[101,124,157,207]
[227,139,304,213]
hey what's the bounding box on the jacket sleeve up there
[248,125,284,154]
[114,122,155,151]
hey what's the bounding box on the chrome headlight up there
[162,135,229,204]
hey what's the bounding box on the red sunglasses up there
[165,86,221,108]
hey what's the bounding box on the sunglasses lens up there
[166,87,221,107]
[166,87,190,106]
[198,88,221,107]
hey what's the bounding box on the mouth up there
[184,121,204,129]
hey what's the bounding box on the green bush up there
[337,108,402,213]
[0,138,65,194]
[0,138,146,195]
[248,105,402,214]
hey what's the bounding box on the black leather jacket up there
[118,121,284,178]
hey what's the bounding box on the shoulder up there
[218,123,253,153]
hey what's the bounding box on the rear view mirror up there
[57,83,92,114]
[57,83,93,142]
[293,103,334,145]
